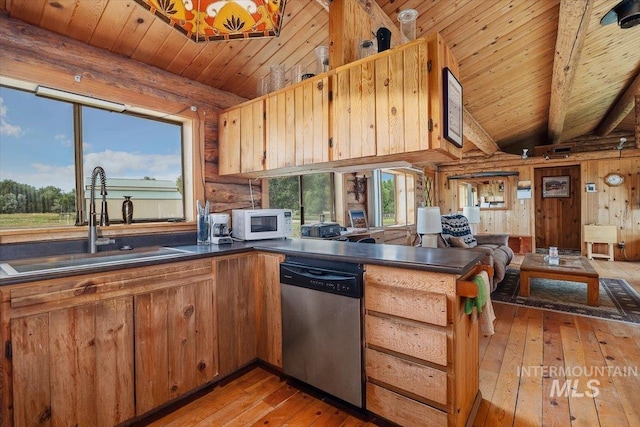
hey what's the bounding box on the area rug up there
[492,269,640,324]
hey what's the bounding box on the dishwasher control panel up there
[280,256,363,298]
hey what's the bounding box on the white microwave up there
[232,209,293,241]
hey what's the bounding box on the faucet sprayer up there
[88,166,114,253]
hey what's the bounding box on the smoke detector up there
[601,0,640,28]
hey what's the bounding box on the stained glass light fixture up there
[134,0,287,42]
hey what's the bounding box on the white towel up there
[478,270,495,335]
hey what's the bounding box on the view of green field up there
[0,213,76,229]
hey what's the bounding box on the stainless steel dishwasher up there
[280,255,364,408]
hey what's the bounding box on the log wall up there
[0,15,256,229]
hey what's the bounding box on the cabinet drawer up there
[365,314,448,366]
[366,383,447,426]
[366,348,447,406]
[365,281,447,326]
[8,259,213,311]
[365,264,455,296]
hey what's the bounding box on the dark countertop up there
[252,239,484,275]
[0,238,484,286]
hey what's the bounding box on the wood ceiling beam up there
[547,0,594,144]
[323,0,401,67]
[596,72,640,138]
[463,107,500,155]
[354,0,401,45]
[317,0,401,43]
[328,0,372,67]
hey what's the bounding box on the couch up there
[437,213,514,291]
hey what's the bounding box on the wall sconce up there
[352,173,367,201]
[417,206,442,248]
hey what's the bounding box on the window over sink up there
[0,82,186,230]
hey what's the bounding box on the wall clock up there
[604,173,624,186]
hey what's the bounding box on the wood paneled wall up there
[344,173,368,226]
[438,165,533,238]
[438,151,640,261]
[581,156,640,260]
[0,15,254,224]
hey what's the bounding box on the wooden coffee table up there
[519,254,600,306]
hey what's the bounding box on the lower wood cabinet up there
[216,253,258,377]
[1,258,216,426]
[255,252,284,368]
[134,276,217,415]
[10,296,135,427]
[1,252,285,426]
[363,264,479,427]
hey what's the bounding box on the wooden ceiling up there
[2,0,639,155]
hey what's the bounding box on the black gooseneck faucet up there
[88,166,113,253]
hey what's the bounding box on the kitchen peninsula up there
[0,240,485,427]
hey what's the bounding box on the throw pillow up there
[449,236,470,248]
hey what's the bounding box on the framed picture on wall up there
[542,176,570,198]
[443,67,463,148]
[348,209,368,229]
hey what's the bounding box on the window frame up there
[267,172,336,237]
[371,168,419,228]
[456,178,509,210]
[0,77,195,239]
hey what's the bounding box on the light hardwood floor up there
[474,257,640,427]
[144,259,640,427]
[141,367,381,426]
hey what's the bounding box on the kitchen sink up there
[0,246,192,277]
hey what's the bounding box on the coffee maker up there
[210,213,232,244]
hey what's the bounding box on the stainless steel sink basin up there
[0,246,192,277]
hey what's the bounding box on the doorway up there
[534,165,581,251]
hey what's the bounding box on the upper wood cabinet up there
[332,39,430,160]
[218,34,461,177]
[218,108,240,175]
[266,75,330,169]
[219,102,265,175]
[332,59,377,160]
[219,75,330,175]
